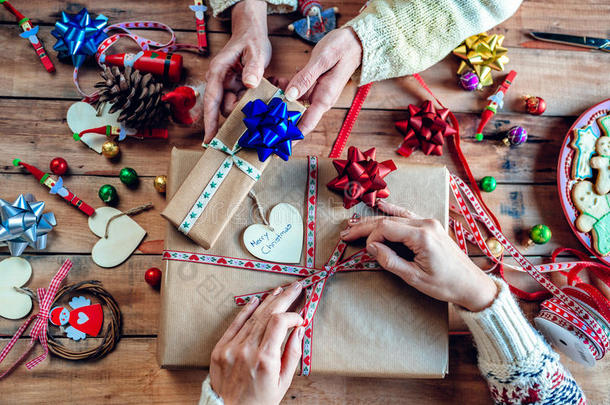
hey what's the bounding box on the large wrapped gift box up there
[158,147,450,378]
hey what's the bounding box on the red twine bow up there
[0,259,72,379]
[327,146,397,208]
[395,100,457,157]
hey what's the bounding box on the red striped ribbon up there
[0,259,72,379]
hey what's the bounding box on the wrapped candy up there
[503,126,528,146]
[525,96,546,115]
[0,194,56,256]
[453,32,509,87]
[395,101,457,157]
[458,72,481,91]
[327,146,397,208]
[238,97,304,162]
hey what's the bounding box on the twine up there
[248,190,272,228]
[104,202,153,238]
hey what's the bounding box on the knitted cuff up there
[457,277,552,365]
[198,375,224,405]
[210,0,297,18]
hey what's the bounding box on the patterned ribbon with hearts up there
[0,259,72,379]
[71,20,202,98]
[178,138,261,235]
[449,174,610,364]
[164,156,383,375]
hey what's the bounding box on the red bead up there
[145,267,162,289]
[49,157,68,175]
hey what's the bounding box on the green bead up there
[480,176,497,192]
[119,167,139,186]
[475,133,484,142]
[98,184,118,204]
[529,224,551,245]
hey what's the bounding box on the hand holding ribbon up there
[327,146,396,208]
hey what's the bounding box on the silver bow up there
[0,194,57,256]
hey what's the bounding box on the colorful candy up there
[480,176,497,192]
[529,224,552,245]
[49,157,68,175]
[145,267,162,289]
[98,184,118,205]
[119,167,138,187]
[154,175,167,193]
[503,126,528,146]
[458,72,480,91]
[525,96,546,115]
[101,140,120,158]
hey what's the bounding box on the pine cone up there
[95,65,170,129]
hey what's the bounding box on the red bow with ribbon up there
[0,259,72,379]
[327,146,397,208]
[395,100,457,157]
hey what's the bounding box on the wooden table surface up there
[1,1,609,404]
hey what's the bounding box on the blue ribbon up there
[0,194,56,257]
[238,97,304,162]
[51,8,108,68]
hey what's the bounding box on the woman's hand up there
[203,0,271,142]
[284,27,363,135]
[341,201,498,312]
[209,281,305,405]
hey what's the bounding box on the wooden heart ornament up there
[243,203,303,263]
[0,257,33,319]
[67,101,121,153]
[88,207,146,268]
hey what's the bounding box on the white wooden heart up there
[89,207,146,268]
[0,257,33,320]
[243,203,303,263]
[67,101,121,153]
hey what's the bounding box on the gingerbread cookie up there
[598,114,610,137]
[572,180,610,256]
[590,136,610,195]
[570,125,599,179]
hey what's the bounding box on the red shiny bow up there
[395,100,457,157]
[327,146,397,208]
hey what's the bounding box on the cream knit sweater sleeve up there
[457,277,585,404]
[209,0,296,18]
[343,0,522,84]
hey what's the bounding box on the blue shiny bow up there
[238,97,304,162]
[51,8,108,68]
[0,194,56,257]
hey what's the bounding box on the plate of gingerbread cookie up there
[558,98,610,263]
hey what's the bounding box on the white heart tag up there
[88,207,146,268]
[243,203,303,263]
[67,102,121,153]
[0,257,33,320]
[77,312,89,325]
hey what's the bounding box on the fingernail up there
[348,217,360,225]
[340,229,350,238]
[285,87,298,101]
[272,286,283,296]
[291,281,302,291]
[297,327,304,339]
[249,296,259,306]
[367,243,378,257]
[244,74,258,87]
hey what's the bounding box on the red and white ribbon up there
[0,259,72,379]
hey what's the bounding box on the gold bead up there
[101,140,120,158]
[154,175,167,193]
[486,237,504,257]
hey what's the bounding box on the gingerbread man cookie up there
[590,136,610,195]
[570,125,599,179]
[572,180,610,255]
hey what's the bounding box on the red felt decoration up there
[327,146,397,208]
[394,100,457,157]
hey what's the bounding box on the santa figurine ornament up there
[49,296,104,341]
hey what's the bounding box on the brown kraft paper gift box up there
[158,147,450,378]
[161,78,306,250]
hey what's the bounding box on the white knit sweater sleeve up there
[209,0,297,18]
[343,0,522,85]
[457,277,586,404]
[199,376,224,405]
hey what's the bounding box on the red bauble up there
[145,267,162,289]
[49,157,68,175]
[525,96,546,115]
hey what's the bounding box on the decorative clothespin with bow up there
[189,0,209,54]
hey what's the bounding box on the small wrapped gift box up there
[158,148,450,378]
[161,78,306,249]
